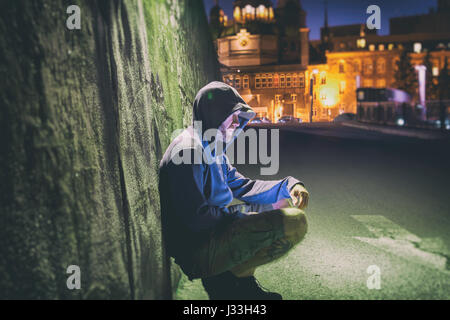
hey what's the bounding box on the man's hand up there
[290,184,309,210]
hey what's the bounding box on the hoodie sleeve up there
[224,156,303,205]
[165,149,234,233]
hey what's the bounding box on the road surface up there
[175,123,450,299]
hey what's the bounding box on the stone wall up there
[0,0,219,299]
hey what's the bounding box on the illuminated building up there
[209,0,450,122]
[210,0,310,122]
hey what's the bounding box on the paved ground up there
[175,123,450,300]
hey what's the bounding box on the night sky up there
[203,0,438,40]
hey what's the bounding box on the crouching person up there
[159,82,309,300]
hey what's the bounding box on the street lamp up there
[310,69,319,123]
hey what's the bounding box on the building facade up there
[210,0,310,122]
[210,0,450,122]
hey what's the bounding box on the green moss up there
[0,0,218,299]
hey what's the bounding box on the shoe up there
[201,272,283,300]
[201,271,239,300]
[235,276,283,300]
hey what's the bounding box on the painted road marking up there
[351,215,449,272]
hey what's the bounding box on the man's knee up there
[279,208,308,244]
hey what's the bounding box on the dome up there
[234,0,272,8]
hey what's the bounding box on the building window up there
[320,71,326,85]
[293,74,299,87]
[376,79,386,88]
[364,59,373,75]
[414,42,422,53]
[286,74,292,88]
[363,79,373,87]
[432,66,439,77]
[267,73,273,88]
[243,75,249,88]
[376,58,386,74]
[299,74,305,88]
[339,61,345,73]
[234,7,242,23]
[273,73,279,88]
[339,81,346,94]
[369,44,375,51]
[280,74,286,88]
[291,94,297,102]
[261,74,267,88]
[357,38,366,48]
[255,74,261,89]
[275,94,282,103]
[234,75,240,89]
[378,44,385,51]
[388,43,394,50]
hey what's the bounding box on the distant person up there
[159,82,309,300]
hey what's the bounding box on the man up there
[159,81,309,300]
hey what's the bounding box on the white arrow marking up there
[351,215,449,272]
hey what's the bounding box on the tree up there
[393,50,418,99]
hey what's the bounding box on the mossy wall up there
[0,0,219,299]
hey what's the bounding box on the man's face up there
[218,112,240,142]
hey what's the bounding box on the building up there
[209,0,311,122]
[209,0,450,122]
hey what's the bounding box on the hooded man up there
[159,81,309,300]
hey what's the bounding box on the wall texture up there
[0,0,219,299]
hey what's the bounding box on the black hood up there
[193,81,255,134]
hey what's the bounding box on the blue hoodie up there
[159,82,302,259]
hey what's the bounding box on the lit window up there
[364,59,373,75]
[275,94,281,102]
[291,94,297,102]
[273,73,279,87]
[378,44,385,51]
[432,66,439,77]
[256,5,266,20]
[339,81,346,94]
[376,58,386,74]
[376,79,386,88]
[299,74,305,88]
[235,75,241,89]
[233,7,241,23]
[244,5,255,21]
[357,38,366,48]
[280,74,285,88]
[286,74,292,88]
[369,44,375,51]
[320,71,326,85]
[261,74,267,88]
[388,43,394,50]
[293,74,299,87]
[243,75,249,88]
[414,42,422,53]
[255,74,261,89]
[363,79,373,87]
[339,61,345,73]
[268,73,273,88]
